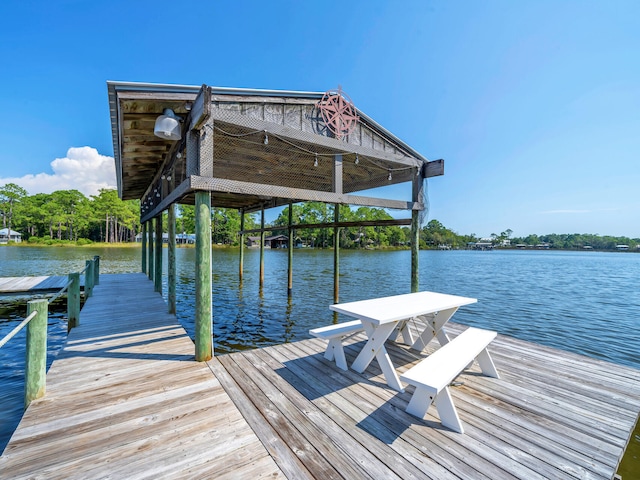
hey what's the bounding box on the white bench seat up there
[399,327,499,433]
[310,320,364,371]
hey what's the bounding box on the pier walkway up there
[0,273,282,479]
[1,273,639,478]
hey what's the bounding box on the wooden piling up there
[67,272,80,331]
[195,191,212,361]
[411,168,423,293]
[287,203,293,297]
[85,260,94,298]
[93,255,100,285]
[154,215,162,294]
[141,221,147,274]
[333,204,340,304]
[25,298,47,409]
[168,204,176,314]
[148,218,154,281]
[259,206,265,288]
[239,210,245,282]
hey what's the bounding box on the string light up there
[314,153,318,167]
[355,153,359,165]
[388,170,392,181]
[264,131,269,145]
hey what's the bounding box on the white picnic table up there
[329,291,478,391]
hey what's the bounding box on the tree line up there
[0,183,139,243]
[1,183,638,250]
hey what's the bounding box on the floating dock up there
[1,273,638,479]
[0,275,85,295]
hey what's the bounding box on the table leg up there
[351,322,404,391]
[394,319,415,345]
[411,307,458,351]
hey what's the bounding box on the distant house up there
[0,228,22,243]
[246,236,261,247]
[246,235,289,248]
[265,235,288,248]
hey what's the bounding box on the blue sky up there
[0,0,638,238]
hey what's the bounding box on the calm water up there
[1,246,640,454]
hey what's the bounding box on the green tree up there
[0,183,28,234]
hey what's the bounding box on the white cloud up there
[0,147,116,197]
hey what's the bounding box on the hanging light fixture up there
[154,108,182,141]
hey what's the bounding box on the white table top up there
[329,291,477,325]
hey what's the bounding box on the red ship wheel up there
[317,87,359,139]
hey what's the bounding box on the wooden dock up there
[0,275,85,295]
[1,273,639,479]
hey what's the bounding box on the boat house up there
[108,81,444,360]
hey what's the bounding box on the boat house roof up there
[107,81,443,222]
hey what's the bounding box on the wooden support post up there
[154,214,163,293]
[25,299,47,409]
[141,221,147,274]
[411,167,424,293]
[287,202,293,297]
[239,210,245,282]
[148,218,154,281]
[259,206,265,288]
[195,191,212,361]
[333,204,340,304]
[93,255,100,285]
[168,204,176,314]
[85,260,94,298]
[67,272,80,331]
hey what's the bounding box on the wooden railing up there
[0,256,100,409]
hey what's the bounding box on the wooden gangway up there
[1,273,639,479]
[0,275,85,295]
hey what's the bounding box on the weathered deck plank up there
[0,273,282,479]
[1,272,638,479]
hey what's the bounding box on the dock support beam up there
[85,260,94,298]
[333,204,340,304]
[25,299,47,409]
[168,204,176,314]
[287,203,293,297]
[259,206,265,288]
[239,210,244,282]
[195,191,212,361]
[93,255,100,285]
[67,272,80,331]
[411,167,424,293]
[141,221,147,274]
[154,215,162,293]
[148,218,154,281]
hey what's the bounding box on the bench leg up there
[476,348,499,378]
[325,338,348,371]
[405,386,434,419]
[435,387,464,433]
[406,387,464,434]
